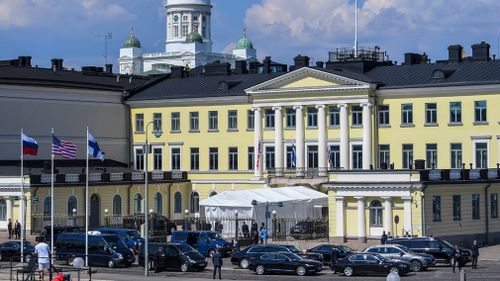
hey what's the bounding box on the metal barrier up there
[463,269,500,281]
[0,257,94,281]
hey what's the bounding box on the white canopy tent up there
[199,186,328,237]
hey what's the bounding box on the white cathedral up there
[119,0,257,75]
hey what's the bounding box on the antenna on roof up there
[97,32,113,65]
[354,0,358,58]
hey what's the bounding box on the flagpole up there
[85,127,89,266]
[20,129,24,262]
[51,128,55,264]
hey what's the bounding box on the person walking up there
[212,248,223,280]
[35,237,51,281]
[14,220,21,239]
[471,240,479,269]
[329,246,339,273]
[380,231,388,244]
[7,219,12,239]
[259,223,267,244]
[452,244,462,273]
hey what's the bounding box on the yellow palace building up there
[127,43,500,246]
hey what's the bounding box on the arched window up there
[190,192,200,213]
[43,197,52,216]
[134,193,142,214]
[67,196,77,216]
[154,192,162,214]
[113,195,122,215]
[0,200,6,221]
[369,200,383,227]
[209,191,217,197]
[174,192,182,214]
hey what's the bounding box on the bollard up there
[460,268,466,281]
[386,272,400,281]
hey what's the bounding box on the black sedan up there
[232,244,296,269]
[248,252,322,276]
[139,243,207,272]
[280,245,324,263]
[307,244,356,263]
[336,253,411,277]
[0,241,35,262]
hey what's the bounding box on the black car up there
[387,237,471,266]
[37,226,80,244]
[336,253,411,277]
[307,244,356,263]
[248,252,322,276]
[280,245,324,263]
[139,243,207,272]
[0,241,35,262]
[290,221,328,240]
[231,244,296,269]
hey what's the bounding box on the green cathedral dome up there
[123,31,141,48]
[236,30,254,49]
[185,31,204,43]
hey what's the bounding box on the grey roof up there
[366,60,500,89]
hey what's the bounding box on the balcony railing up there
[267,168,329,178]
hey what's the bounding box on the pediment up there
[246,67,371,94]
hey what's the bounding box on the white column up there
[382,197,393,234]
[355,196,366,241]
[273,106,283,176]
[294,106,305,176]
[6,197,12,221]
[335,196,345,238]
[253,108,263,178]
[317,105,327,176]
[339,104,349,169]
[362,103,372,169]
[402,196,412,235]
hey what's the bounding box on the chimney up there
[204,61,231,76]
[249,61,259,73]
[51,58,63,70]
[18,56,32,67]
[316,61,324,68]
[263,56,272,74]
[293,55,310,69]
[234,60,248,75]
[403,53,423,65]
[472,41,490,61]
[170,66,185,78]
[105,64,113,74]
[448,45,463,63]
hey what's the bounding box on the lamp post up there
[184,209,189,230]
[72,208,77,227]
[272,210,277,241]
[234,210,239,239]
[104,209,109,227]
[251,200,283,236]
[144,121,162,277]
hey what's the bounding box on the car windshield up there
[103,236,128,250]
[286,245,301,253]
[208,232,223,240]
[177,244,196,254]
[374,254,388,261]
[284,253,302,261]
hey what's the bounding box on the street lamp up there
[251,200,283,234]
[144,121,162,277]
[271,210,277,240]
[184,209,189,230]
[72,208,77,227]
[234,210,239,239]
[104,209,109,227]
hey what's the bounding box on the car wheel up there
[389,266,399,274]
[240,259,249,269]
[180,262,189,272]
[296,265,307,276]
[67,256,75,266]
[208,249,215,258]
[449,257,455,267]
[410,259,422,272]
[255,265,265,275]
[108,259,115,268]
[344,266,354,277]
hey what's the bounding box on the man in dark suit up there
[15,220,21,239]
[452,244,462,273]
[330,247,339,273]
[7,219,12,239]
[241,222,249,238]
[212,248,223,279]
[471,240,479,269]
[380,231,388,245]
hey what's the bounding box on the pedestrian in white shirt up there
[35,238,51,281]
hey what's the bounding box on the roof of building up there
[235,31,253,50]
[123,31,141,48]
[185,31,204,44]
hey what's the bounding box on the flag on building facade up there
[22,133,38,156]
[52,135,77,159]
[88,132,105,160]
[291,143,296,168]
[328,146,333,168]
[256,141,263,169]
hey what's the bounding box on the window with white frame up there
[265,109,274,128]
[329,106,340,127]
[171,147,181,170]
[329,145,340,169]
[0,200,7,221]
[173,25,179,37]
[426,144,438,168]
[474,100,487,122]
[190,192,200,213]
[189,112,199,131]
[135,113,144,132]
[378,105,389,126]
[153,113,162,132]
[113,195,122,215]
[181,25,188,36]
[402,144,413,169]
[67,196,77,216]
[265,146,275,170]
[369,200,383,227]
[174,192,182,214]
[190,148,199,170]
[228,110,238,130]
[401,104,413,125]
[352,145,363,169]
[351,106,362,126]
[475,142,488,168]
[286,146,295,169]
[135,147,144,171]
[171,112,180,132]
[248,147,254,170]
[247,110,254,130]
[229,147,238,170]
[425,103,437,124]
[307,107,318,127]
[379,144,390,169]
[134,193,142,213]
[154,192,162,214]
[286,108,296,128]
[450,102,462,123]
[307,145,319,168]
[209,147,218,170]
[451,143,462,169]
[208,111,218,130]
[153,147,163,170]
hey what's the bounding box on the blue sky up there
[2,0,500,70]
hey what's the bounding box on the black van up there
[387,237,471,266]
[55,232,135,268]
[138,243,207,272]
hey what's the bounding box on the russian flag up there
[22,133,38,156]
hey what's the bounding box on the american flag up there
[52,135,77,159]
[256,141,263,169]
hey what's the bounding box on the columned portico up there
[354,196,366,242]
[402,196,412,234]
[339,104,349,169]
[317,105,327,175]
[362,103,372,169]
[382,196,393,234]
[294,106,305,176]
[253,107,262,178]
[273,106,283,176]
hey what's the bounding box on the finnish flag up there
[88,132,105,161]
